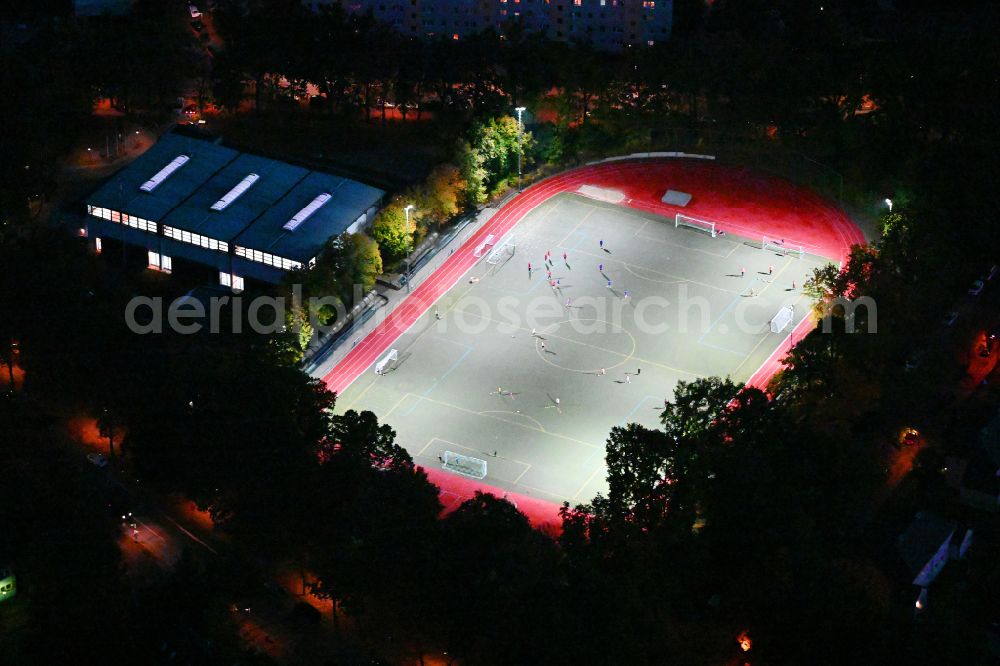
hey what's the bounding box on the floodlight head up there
[884,198,893,211]
[405,204,414,211]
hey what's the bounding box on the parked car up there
[87,452,109,468]
[969,279,985,296]
[188,5,201,18]
[942,311,958,326]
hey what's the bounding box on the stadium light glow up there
[884,198,893,212]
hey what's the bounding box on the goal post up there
[769,305,795,333]
[675,213,717,238]
[374,348,398,375]
[442,451,488,479]
[486,235,515,265]
[763,237,804,259]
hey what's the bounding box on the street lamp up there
[515,106,526,192]
[885,198,893,212]
[404,204,414,293]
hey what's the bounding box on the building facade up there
[82,131,384,287]
[315,0,673,51]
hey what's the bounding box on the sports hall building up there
[82,131,384,288]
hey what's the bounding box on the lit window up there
[95,237,102,253]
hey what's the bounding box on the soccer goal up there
[486,235,515,264]
[374,348,398,375]
[769,305,795,333]
[442,451,488,479]
[473,234,496,258]
[675,213,717,238]
[763,237,804,259]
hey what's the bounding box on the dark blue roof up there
[86,132,384,262]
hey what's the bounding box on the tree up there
[347,232,383,292]
[429,492,562,665]
[420,163,467,224]
[459,116,534,205]
[371,202,416,261]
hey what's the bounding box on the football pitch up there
[334,193,830,505]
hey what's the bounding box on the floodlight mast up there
[515,107,526,192]
[404,204,414,293]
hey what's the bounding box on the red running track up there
[323,158,866,532]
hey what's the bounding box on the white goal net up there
[763,237,804,259]
[442,451,488,479]
[374,348,398,375]
[770,305,795,333]
[486,236,515,264]
[675,213,717,238]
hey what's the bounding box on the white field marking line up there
[338,188,556,382]
[755,257,793,297]
[511,481,573,504]
[555,206,597,248]
[383,393,410,420]
[622,264,692,287]
[512,464,533,485]
[572,464,606,502]
[346,301,476,411]
[452,307,703,378]
[728,289,814,378]
[534,321,637,375]
[330,166,633,391]
[431,436,535,475]
[566,192,734,259]
[415,437,436,457]
[410,392,600,450]
[328,163,666,395]
[479,409,546,430]
[338,378,378,412]
[567,246,741,295]
[632,232,735,260]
